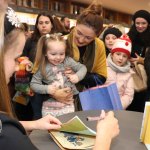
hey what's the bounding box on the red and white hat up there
[111,34,132,57]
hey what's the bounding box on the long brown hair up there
[0,11,13,117]
[77,0,103,36]
[31,12,55,42]
[0,10,24,118]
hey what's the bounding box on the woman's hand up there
[47,84,57,95]
[35,115,62,130]
[96,111,119,139]
[52,87,73,104]
[20,115,62,131]
[130,53,144,64]
[93,111,119,150]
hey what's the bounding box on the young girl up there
[30,33,87,117]
[102,27,122,56]
[105,35,134,109]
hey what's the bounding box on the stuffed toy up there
[13,56,34,105]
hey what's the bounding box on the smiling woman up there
[127,9,150,112]
[67,1,106,88]
[74,24,96,47]
[62,1,107,111]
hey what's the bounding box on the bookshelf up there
[10,0,132,26]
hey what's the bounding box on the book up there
[140,102,150,150]
[79,82,123,111]
[49,116,96,150]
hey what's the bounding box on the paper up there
[140,102,150,150]
[50,116,96,150]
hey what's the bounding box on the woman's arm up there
[93,111,119,150]
[20,115,62,131]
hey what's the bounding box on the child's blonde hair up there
[33,33,69,78]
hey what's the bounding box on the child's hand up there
[67,74,79,84]
[64,67,75,75]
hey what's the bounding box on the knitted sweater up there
[31,56,87,117]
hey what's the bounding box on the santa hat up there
[111,34,132,57]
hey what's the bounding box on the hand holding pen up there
[87,110,106,121]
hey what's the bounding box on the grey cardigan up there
[30,56,87,95]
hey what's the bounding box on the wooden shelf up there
[10,0,132,26]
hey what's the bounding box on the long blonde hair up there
[32,33,68,79]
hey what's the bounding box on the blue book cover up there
[79,83,122,110]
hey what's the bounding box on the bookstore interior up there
[10,0,131,32]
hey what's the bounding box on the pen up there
[86,116,103,121]
[86,110,106,121]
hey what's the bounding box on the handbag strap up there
[94,75,103,85]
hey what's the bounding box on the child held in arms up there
[30,33,87,117]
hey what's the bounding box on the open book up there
[49,116,96,150]
[140,102,150,150]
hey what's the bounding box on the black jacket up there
[0,113,37,150]
[22,38,38,63]
[144,48,150,88]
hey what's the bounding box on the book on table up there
[140,102,150,150]
[49,116,96,150]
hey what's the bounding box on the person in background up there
[144,48,150,103]
[127,10,150,112]
[102,27,122,56]
[30,33,87,117]
[105,35,134,109]
[128,10,150,64]
[23,12,55,62]
[67,1,107,88]
[60,16,71,35]
[22,22,32,39]
[45,1,107,111]
[52,16,64,33]
[0,2,119,150]
[65,1,107,110]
